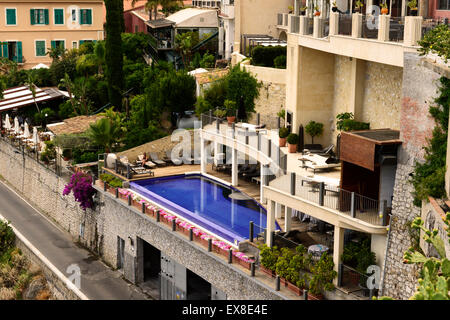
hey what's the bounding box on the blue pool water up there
[130,174,279,244]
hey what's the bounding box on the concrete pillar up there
[275,203,282,219]
[329,12,339,36]
[284,207,292,232]
[299,16,309,35]
[266,200,276,247]
[231,147,238,186]
[260,164,266,204]
[313,17,324,38]
[352,13,363,38]
[333,225,345,286]
[404,16,423,46]
[200,134,206,174]
[378,14,390,42]
[349,58,366,121]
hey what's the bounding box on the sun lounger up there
[299,154,341,174]
[136,154,157,168]
[149,152,167,166]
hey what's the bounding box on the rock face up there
[23,276,47,300]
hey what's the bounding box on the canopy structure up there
[0,86,66,113]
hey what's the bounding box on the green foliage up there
[279,127,290,139]
[175,31,200,69]
[88,115,122,153]
[273,55,287,69]
[121,32,151,62]
[309,253,337,295]
[277,109,286,120]
[0,220,15,256]
[34,107,56,125]
[411,77,450,205]
[251,46,287,68]
[202,79,228,110]
[226,65,262,120]
[224,99,237,116]
[195,96,213,117]
[40,141,57,163]
[213,109,227,118]
[104,0,124,110]
[305,121,324,144]
[99,173,123,188]
[336,112,370,131]
[275,247,295,279]
[418,24,450,62]
[259,244,280,271]
[287,133,299,145]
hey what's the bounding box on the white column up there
[378,14,390,42]
[404,16,423,46]
[313,17,324,38]
[333,225,345,286]
[266,200,276,247]
[260,164,265,204]
[200,134,206,174]
[231,147,238,186]
[284,207,292,232]
[275,203,282,219]
[352,13,363,38]
[329,12,339,36]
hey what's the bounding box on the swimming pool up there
[130,174,279,245]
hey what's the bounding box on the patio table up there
[308,244,329,259]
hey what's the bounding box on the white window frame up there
[71,8,77,22]
[32,8,47,25]
[72,41,78,49]
[5,7,17,26]
[34,39,47,57]
[53,8,65,25]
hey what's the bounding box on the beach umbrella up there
[32,127,39,145]
[14,117,20,134]
[4,114,11,131]
[23,122,30,138]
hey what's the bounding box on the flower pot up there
[308,292,324,300]
[279,137,287,147]
[332,6,338,12]
[227,116,236,125]
[409,9,418,16]
[280,277,289,287]
[260,265,275,278]
[314,11,321,16]
[288,143,297,153]
[381,8,389,14]
[287,281,303,296]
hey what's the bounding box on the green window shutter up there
[87,9,92,25]
[79,9,83,24]
[6,9,16,25]
[3,42,8,58]
[30,9,35,25]
[51,40,56,49]
[54,9,64,24]
[79,40,85,46]
[36,41,45,56]
[44,9,49,25]
[17,42,22,63]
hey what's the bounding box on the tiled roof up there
[194,69,229,85]
[47,115,104,136]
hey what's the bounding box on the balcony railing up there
[280,11,443,46]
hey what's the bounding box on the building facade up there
[0,0,104,69]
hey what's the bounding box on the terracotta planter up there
[288,143,297,153]
[260,265,275,278]
[314,12,321,16]
[227,116,236,125]
[287,281,303,296]
[381,8,388,14]
[279,137,287,147]
[280,277,289,287]
[332,7,338,12]
[308,292,324,300]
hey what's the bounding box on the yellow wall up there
[0,0,104,69]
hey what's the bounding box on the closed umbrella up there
[298,124,304,153]
[14,117,20,134]
[32,127,40,146]
[4,114,11,131]
[23,122,30,138]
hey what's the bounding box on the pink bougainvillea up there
[63,172,95,211]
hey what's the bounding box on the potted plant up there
[258,244,280,277]
[287,133,299,153]
[354,0,364,13]
[380,2,389,15]
[213,108,227,120]
[332,1,338,12]
[275,248,294,287]
[288,5,294,14]
[224,99,237,125]
[305,120,323,146]
[308,253,337,300]
[407,0,418,16]
[314,5,321,16]
[300,6,307,15]
[279,127,289,147]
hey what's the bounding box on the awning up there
[0,86,66,112]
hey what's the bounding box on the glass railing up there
[278,13,283,25]
[338,13,353,36]
[362,15,379,39]
[291,15,300,34]
[389,16,405,42]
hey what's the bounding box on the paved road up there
[0,180,149,300]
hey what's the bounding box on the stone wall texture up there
[382,52,442,299]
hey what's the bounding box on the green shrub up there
[99,173,123,188]
[279,127,290,139]
[251,46,287,68]
[305,121,324,144]
[0,220,15,256]
[309,253,337,295]
[336,112,370,132]
[259,244,280,271]
[273,55,287,69]
[287,133,299,145]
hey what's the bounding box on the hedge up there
[251,46,287,68]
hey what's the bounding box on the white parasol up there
[14,117,20,134]
[32,127,40,145]
[22,122,30,138]
[4,114,11,131]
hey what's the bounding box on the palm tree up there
[129,0,183,20]
[26,73,40,114]
[88,117,121,153]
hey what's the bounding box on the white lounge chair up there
[299,154,340,174]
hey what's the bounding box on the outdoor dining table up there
[308,244,329,259]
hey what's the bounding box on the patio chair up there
[136,154,156,168]
[165,149,183,166]
[149,152,167,166]
[299,154,341,174]
[306,144,335,157]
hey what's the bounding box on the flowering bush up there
[63,172,96,211]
